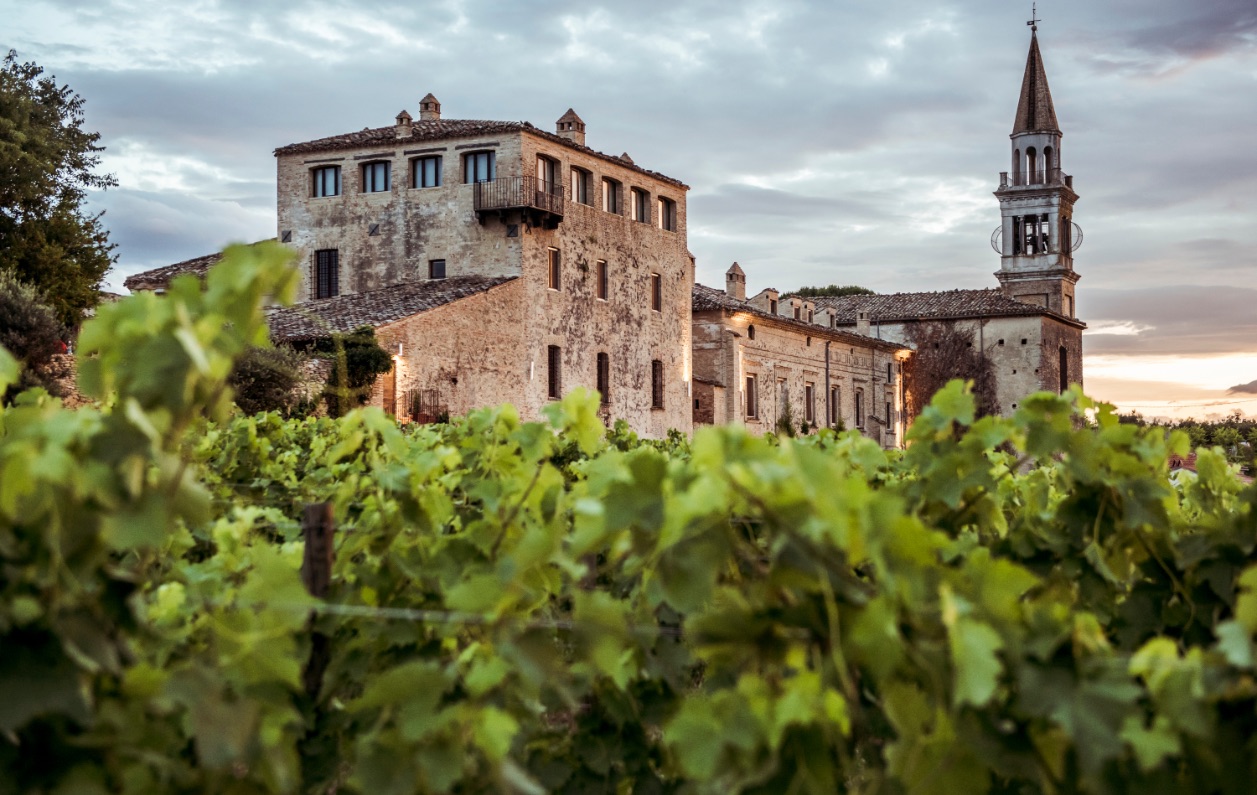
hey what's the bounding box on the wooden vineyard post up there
[301,502,334,700]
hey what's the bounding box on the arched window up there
[1044,146,1054,181]
[1059,346,1068,393]
[747,324,755,340]
[1013,149,1021,183]
[1026,147,1039,183]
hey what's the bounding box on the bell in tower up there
[992,15,1082,319]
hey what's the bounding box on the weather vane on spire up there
[1027,2,1041,32]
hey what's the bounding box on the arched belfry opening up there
[1013,148,1021,182]
[1026,147,1039,183]
[1044,146,1054,180]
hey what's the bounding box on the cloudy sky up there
[6,0,1256,419]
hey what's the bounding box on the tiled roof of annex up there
[812,288,1084,328]
[268,275,518,343]
[274,118,688,189]
[123,251,226,291]
[692,283,909,355]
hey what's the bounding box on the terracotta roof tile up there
[692,283,909,354]
[813,288,1083,327]
[268,275,517,342]
[123,251,223,291]
[274,118,687,189]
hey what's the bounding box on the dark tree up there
[902,322,999,420]
[0,51,116,328]
[317,327,393,418]
[228,344,306,416]
[788,284,876,298]
[0,270,65,402]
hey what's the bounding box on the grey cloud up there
[1081,286,1257,357]
[1229,380,1257,395]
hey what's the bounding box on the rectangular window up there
[413,155,442,188]
[571,167,591,205]
[769,299,778,314]
[887,362,893,382]
[829,386,840,425]
[793,305,801,320]
[805,382,815,424]
[547,248,561,290]
[547,345,562,399]
[886,401,893,428]
[651,359,664,409]
[463,151,495,183]
[429,259,446,279]
[658,197,677,231]
[362,161,390,193]
[630,188,649,223]
[537,155,559,196]
[745,375,758,418]
[314,249,339,299]
[855,389,865,428]
[596,260,608,300]
[312,165,341,197]
[601,178,620,214]
[650,273,662,312]
[596,352,610,404]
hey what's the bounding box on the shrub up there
[317,326,393,418]
[0,270,64,402]
[228,344,306,416]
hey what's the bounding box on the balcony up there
[999,168,1074,189]
[473,176,565,229]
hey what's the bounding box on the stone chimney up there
[856,308,871,336]
[725,262,746,301]
[418,93,441,121]
[555,108,586,146]
[394,109,412,138]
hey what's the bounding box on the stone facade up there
[270,102,693,437]
[692,280,910,448]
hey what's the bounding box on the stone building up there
[808,28,1085,417]
[691,264,911,447]
[265,98,693,436]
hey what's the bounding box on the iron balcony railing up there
[999,168,1074,189]
[473,176,565,217]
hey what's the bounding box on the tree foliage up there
[4,244,1257,794]
[229,343,307,417]
[0,269,64,402]
[903,321,1000,420]
[788,284,876,298]
[0,50,116,328]
[316,326,393,418]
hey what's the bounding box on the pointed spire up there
[1012,32,1059,134]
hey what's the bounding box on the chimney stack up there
[856,309,871,336]
[725,262,746,301]
[419,93,441,121]
[555,108,586,146]
[394,109,412,138]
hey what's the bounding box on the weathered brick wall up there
[692,308,907,447]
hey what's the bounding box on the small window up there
[362,161,390,193]
[747,324,755,340]
[630,188,649,223]
[769,299,778,314]
[886,402,892,427]
[886,363,893,383]
[805,382,815,425]
[547,345,562,399]
[548,248,561,290]
[746,374,758,418]
[1021,338,1028,345]
[855,389,865,428]
[571,167,591,205]
[596,352,610,404]
[601,178,620,214]
[463,151,495,183]
[314,249,339,299]
[794,305,801,320]
[312,165,341,197]
[413,155,442,188]
[829,386,840,425]
[806,336,812,347]
[651,359,664,409]
[596,260,608,300]
[658,197,677,231]
[650,273,662,311]
[429,259,446,279]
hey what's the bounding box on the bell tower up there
[992,15,1081,319]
